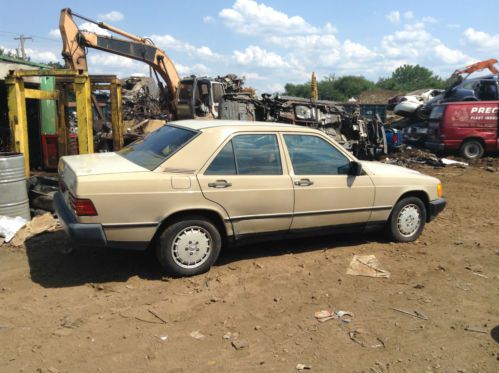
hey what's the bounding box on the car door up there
[197,133,294,237]
[282,133,375,230]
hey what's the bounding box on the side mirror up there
[348,161,363,176]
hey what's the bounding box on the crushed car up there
[389,89,444,120]
[219,93,388,160]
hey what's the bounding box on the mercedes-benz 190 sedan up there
[55,120,446,276]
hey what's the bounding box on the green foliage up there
[0,47,16,58]
[284,74,375,101]
[46,61,65,69]
[376,64,445,91]
[284,64,446,100]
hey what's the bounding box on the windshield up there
[118,125,198,170]
[178,81,194,102]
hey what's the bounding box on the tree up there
[284,75,375,101]
[0,47,16,58]
[284,82,311,98]
[330,76,375,99]
[377,64,445,91]
[46,61,65,69]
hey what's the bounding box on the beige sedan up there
[55,120,446,276]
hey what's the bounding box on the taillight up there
[69,194,98,216]
[393,132,398,144]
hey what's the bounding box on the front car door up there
[197,133,294,237]
[282,133,375,230]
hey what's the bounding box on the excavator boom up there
[59,8,180,100]
[452,58,498,77]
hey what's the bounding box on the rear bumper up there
[424,141,445,152]
[54,192,107,246]
[428,198,446,222]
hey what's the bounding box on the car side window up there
[205,141,237,175]
[232,134,282,175]
[284,134,350,175]
[205,134,282,175]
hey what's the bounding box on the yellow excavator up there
[59,8,226,119]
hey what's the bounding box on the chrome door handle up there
[294,178,314,186]
[208,179,232,188]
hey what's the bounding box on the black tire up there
[156,217,222,277]
[387,197,426,242]
[459,139,484,160]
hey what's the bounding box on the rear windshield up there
[118,125,198,170]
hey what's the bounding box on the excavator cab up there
[175,76,225,119]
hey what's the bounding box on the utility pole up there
[14,34,32,60]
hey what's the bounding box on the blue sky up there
[0,0,498,92]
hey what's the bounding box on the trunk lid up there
[61,152,147,177]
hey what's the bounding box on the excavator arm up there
[59,8,180,100]
[452,58,498,78]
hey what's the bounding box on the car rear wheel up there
[156,217,221,276]
[459,139,484,160]
[388,197,426,242]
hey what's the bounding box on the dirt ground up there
[0,164,498,373]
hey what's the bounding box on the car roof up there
[459,74,498,84]
[170,119,318,133]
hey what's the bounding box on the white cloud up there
[88,54,137,68]
[404,11,414,20]
[150,34,220,60]
[324,22,337,34]
[386,11,401,24]
[381,22,473,67]
[422,16,438,24]
[203,15,216,24]
[266,34,340,49]
[79,22,111,36]
[433,44,472,64]
[175,63,210,76]
[264,82,284,93]
[48,29,60,38]
[233,45,288,68]
[219,0,319,35]
[24,48,58,63]
[98,11,124,22]
[464,28,499,54]
[86,53,149,77]
[241,72,267,80]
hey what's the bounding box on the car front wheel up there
[156,217,222,276]
[388,197,426,242]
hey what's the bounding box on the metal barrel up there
[0,153,30,220]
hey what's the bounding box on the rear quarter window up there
[118,125,198,170]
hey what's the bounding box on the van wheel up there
[388,197,426,242]
[156,217,221,277]
[459,140,484,159]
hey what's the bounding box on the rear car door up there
[282,133,375,230]
[197,133,294,237]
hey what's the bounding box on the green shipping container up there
[40,77,56,134]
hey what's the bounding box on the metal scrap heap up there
[219,93,387,160]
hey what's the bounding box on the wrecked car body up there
[392,89,443,119]
[219,94,388,160]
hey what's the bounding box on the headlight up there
[437,183,443,198]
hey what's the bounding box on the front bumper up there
[428,198,446,222]
[424,141,445,152]
[54,192,107,246]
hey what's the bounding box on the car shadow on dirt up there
[25,230,389,288]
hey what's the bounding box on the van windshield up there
[118,125,198,170]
